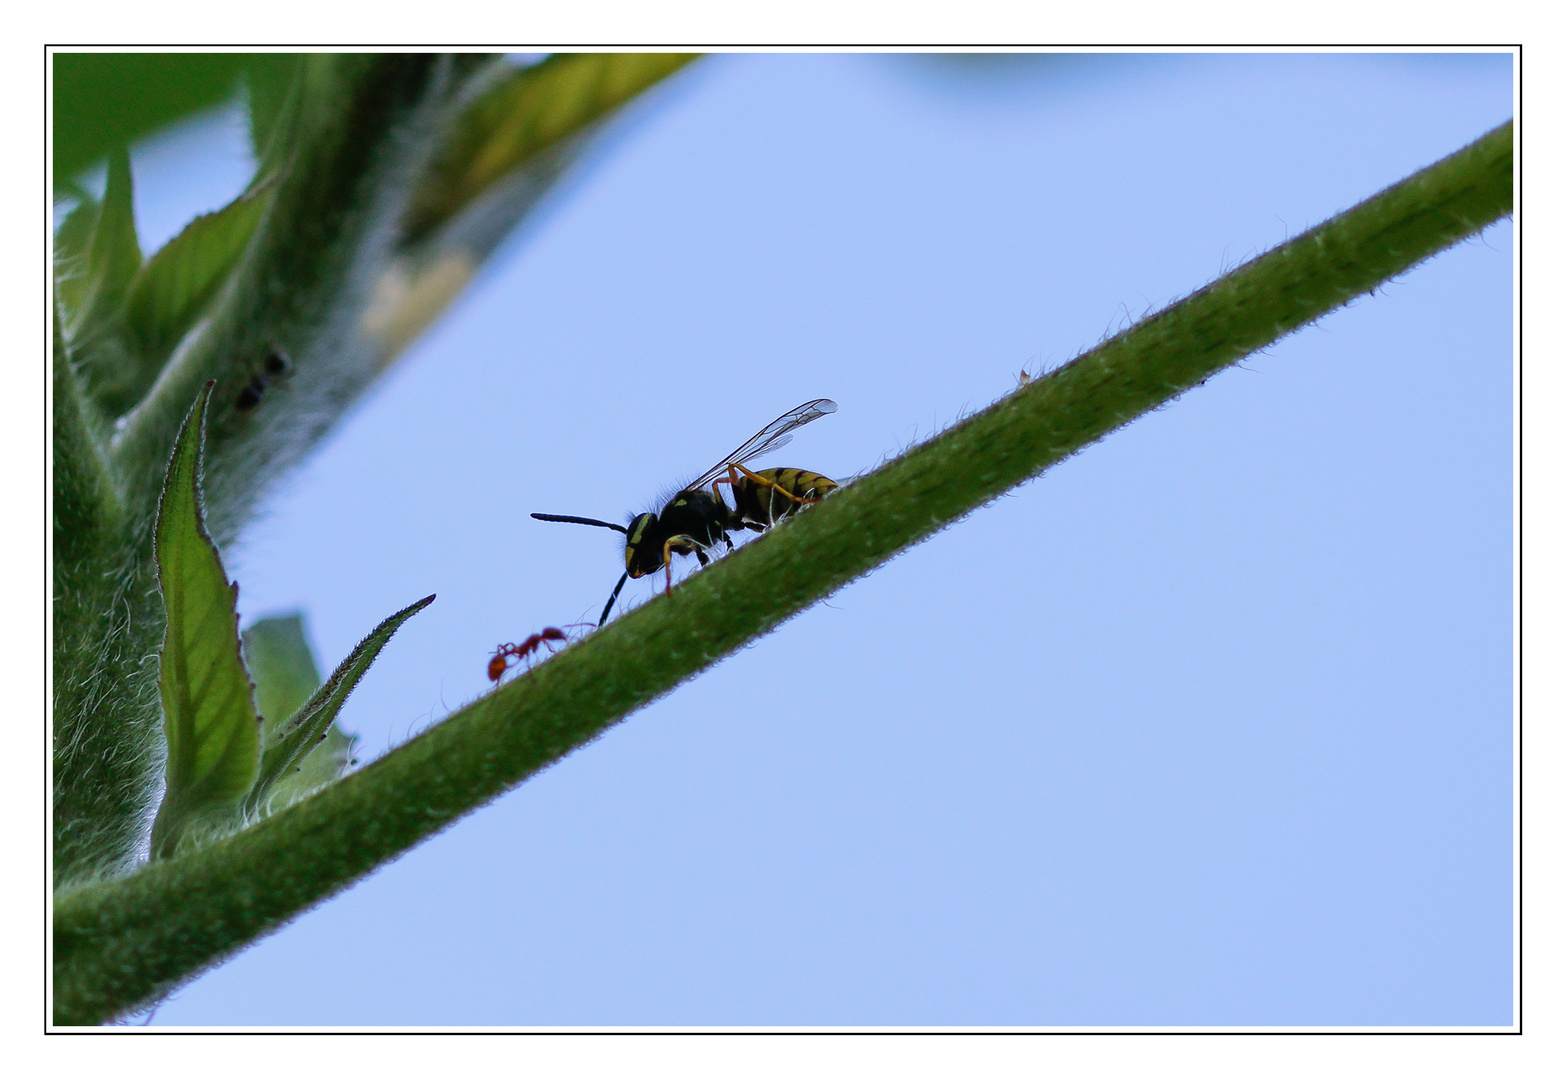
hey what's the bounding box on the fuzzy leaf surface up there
[242,613,358,810]
[242,55,305,164]
[148,384,261,859]
[123,180,276,362]
[52,193,100,319]
[67,149,141,341]
[267,725,358,810]
[242,614,323,740]
[249,595,434,813]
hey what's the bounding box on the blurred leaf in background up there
[54,54,257,183]
[242,613,360,811]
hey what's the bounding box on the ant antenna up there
[599,572,629,626]
[531,513,629,534]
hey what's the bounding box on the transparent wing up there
[688,398,838,491]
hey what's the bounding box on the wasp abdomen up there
[731,468,837,531]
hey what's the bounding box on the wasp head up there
[624,512,664,578]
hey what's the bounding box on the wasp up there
[487,623,594,682]
[533,398,839,626]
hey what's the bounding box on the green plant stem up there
[52,55,699,886]
[52,56,462,886]
[52,304,154,883]
[52,120,1512,1026]
[109,55,459,544]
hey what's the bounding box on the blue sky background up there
[103,53,1513,1026]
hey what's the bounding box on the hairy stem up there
[51,56,463,886]
[52,55,700,885]
[52,304,154,884]
[109,54,458,544]
[53,120,1512,1026]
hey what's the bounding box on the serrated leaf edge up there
[149,382,263,859]
[247,593,435,815]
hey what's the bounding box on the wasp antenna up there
[599,571,630,627]
[532,513,630,534]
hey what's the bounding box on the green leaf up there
[242,55,305,164]
[248,594,434,815]
[285,725,356,792]
[53,295,138,886]
[242,614,323,740]
[67,149,141,341]
[123,179,276,361]
[52,120,1513,1028]
[266,726,358,810]
[403,53,698,245]
[148,384,262,860]
[242,613,359,811]
[53,53,249,182]
[51,294,121,567]
[53,192,100,320]
[60,151,146,415]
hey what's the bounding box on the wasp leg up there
[661,537,679,594]
[599,571,630,627]
[659,534,714,595]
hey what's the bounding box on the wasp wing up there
[687,398,838,491]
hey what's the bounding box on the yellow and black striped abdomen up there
[731,468,837,530]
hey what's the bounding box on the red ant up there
[487,624,593,682]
